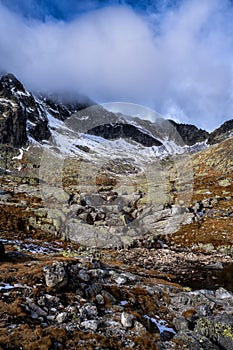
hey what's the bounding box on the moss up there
[222,326,233,341]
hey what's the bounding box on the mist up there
[0,0,233,130]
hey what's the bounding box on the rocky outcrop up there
[168,120,209,146]
[0,73,50,145]
[87,123,163,147]
[208,119,233,145]
[0,73,94,148]
[0,74,28,147]
[42,95,94,121]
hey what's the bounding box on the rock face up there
[0,73,50,146]
[87,123,163,147]
[208,119,233,144]
[168,120,209,146]
[0,73,94,148]
[0,74,28,147]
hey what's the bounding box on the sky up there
[0,0,233,130]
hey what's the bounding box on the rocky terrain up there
[0,73,233,349]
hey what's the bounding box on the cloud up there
[0,0,232,130]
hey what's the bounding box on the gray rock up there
[173,317,189,332]
[78,269,90,282]
[174,329,219,350]
[43,262,68,289]
[101,290,117,304]
[80,303,98,321]
[81,320,98,331]
[134,320,147,334]
[56,312,68,324]
[215,287,233,299]
[121,312,134,328]
[195,315,233,350]
[95,294,105,305]
[26,298,48,317]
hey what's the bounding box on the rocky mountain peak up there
[0,73,26,95]
[208,119,233,145]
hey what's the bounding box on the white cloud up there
[0,0,232,130]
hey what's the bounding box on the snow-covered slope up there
[1,72,230,164]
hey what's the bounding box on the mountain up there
[0,73,94,148]
[208,119,233,145]
[0,73,233,350]
[0,73,232,156]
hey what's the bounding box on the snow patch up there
[144,315,176,335]
[12,148,24,160]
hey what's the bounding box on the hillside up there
[0,74,233,350]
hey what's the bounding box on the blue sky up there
[0,0,233,130]
[0,1,181,20]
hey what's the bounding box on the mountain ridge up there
[0,73,232,152]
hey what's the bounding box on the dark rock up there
[160,330,175,341]
[168,120,209,146]
[80,303,98,321]
[174,329,220,350]
[208,119,233,144]
[87,123,163,147]
[0,74,28,147]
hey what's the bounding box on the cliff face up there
[168,120,209,146]
[208,119,233,145]
[87,123,163,147]
[0,74,28,147]
[0,73,94,148]
[0,74,50,146]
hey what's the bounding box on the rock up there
[215,287,233,299]
[121,312,135,328]
[81,320,98,331]
[173,317,189,332]
[195,315,233,350]
[101,290,117,304]
[85,283,102,298]
[168,119,209,146]
[95,294,105,305]
[78,269,90,282]
[174,329,219,350]
[80,303,98,321]
[26,298,48,317]
[206,262,223,269]
[43,262,68,289]
[218,178,232,187]
[134,321,147,334]
[160,330,175,341]
[56,312,68,324]
[87,123,162,147]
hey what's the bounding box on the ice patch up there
[12,148,24,160]
[144,315,176,334]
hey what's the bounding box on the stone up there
[195,315,233,350]
[78,269,90,282]
[95,294,105,305]
[121,312,134,328]
[56,312,68,324]
[81,320,98,331]
[134,321,147,334]
[215,288,233,299]
[43,262,68,289]
[173,317,189,332]
[80,303,98,321]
